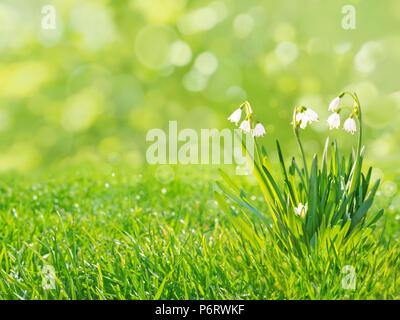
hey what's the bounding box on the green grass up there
[0,164,398,299]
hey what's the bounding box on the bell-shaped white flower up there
[305,108,319,123]
[228,108,242,125]
[239,119,251,133]
[253,122,266,137]
[294,202,308,217]
[295,108,319,129]
[294,203,303,215]
[295,111,306,123]
[295,112,307,129]
[327,112,340,129]
[328,97,340,112]
[343,117,357,134]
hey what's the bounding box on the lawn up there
[0,163,398,299]
[1,0,400,301]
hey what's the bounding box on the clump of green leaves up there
[216,92,384,258]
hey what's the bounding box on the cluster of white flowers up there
[294,202,308,217]
[295,108,319,129]
[229,95,358,138]
[228,106,266,137]
[327,96,357,134]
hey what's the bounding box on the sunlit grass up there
[0,164,398,299]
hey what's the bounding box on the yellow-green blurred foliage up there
[1,0,400,173]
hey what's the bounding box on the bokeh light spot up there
[135,25,177,70]
[233,14,254,38]
[355,41,384,73]
[382,181,397,197]
[61,89,103,132]
[194,52,218,75]
[169,40,192,67]
[182,70,209,92]
[70,2,117,51]
[275,41,298,65]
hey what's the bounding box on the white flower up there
[327,112,340,129]
[294,202,308,217]
[295,108,319,129]
[343,117,357,134]
[295,112,306,122]
[305,108,319,122]
[239,120,251,133]
[295,112,307,129]
[228,108,242,125]
[294,203,303,215]
[253,123,266,137]
[328,97,340,112]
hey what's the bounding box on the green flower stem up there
[291,110,308,188]
[340,91,363,197]
[339,91,362,155]
[339,105,358,118]
[291,108,309,188]
[243,101,253,121]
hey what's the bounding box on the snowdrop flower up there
[295,108,319,129]
[343,117,357,134]
[294,202,308,217]
[296,112,306,122]
[328,97,340,112]
[305,108,319,123]
[239,119,251,133]
[327,112,340,129]
[295,112,307,127]
[253,122,266,137]
[228,108,242,125]
[294,203,303,215]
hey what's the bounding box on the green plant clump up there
[216,92,385,260]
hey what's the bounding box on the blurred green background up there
[0,0,400,177]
